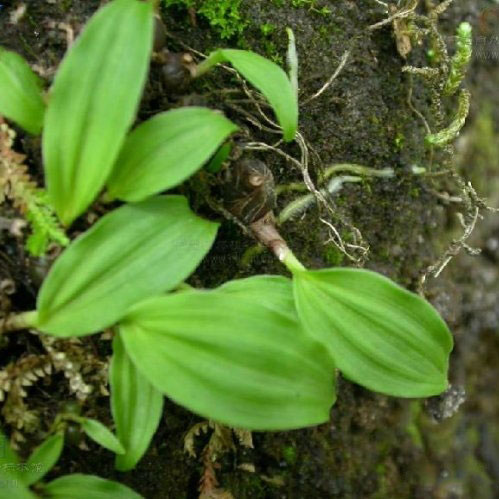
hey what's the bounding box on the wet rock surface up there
[0,1,498,497]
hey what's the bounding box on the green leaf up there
[286,28,298,98]
[218,274,295,306]
[292,268,453,397]
[0,430,37,498]
[0,47,45,134]
[196,49,298,141]
[106,107,238,202]
[22,432,64,486]
[119,276,335,430]
[43,0,154,225]
[79,418,125,455]
[0,429,19,467]
[43,474,143,499]
[205,141,232,173]
[36,196,218,337]
[110,334,164,471]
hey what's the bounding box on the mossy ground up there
[0,0,498,497]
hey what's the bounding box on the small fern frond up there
[0,119,68,256]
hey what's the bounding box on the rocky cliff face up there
[0,1,498,497]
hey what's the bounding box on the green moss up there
[373,462,389,499]
[426,48,437,65]
[282,445,297,465]
[260,22,276,36]
[270,0,330,15]
[394,131,405,150]
[410,187,420,198]
[404,401,424,448]
[323,245,345,267]
[56,0,73,12]
[291,0,330,13]
[163,0,247,39]
[256,22,283,61]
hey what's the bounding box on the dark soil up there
[0,0,498,498]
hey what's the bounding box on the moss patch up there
[162,0,247,39]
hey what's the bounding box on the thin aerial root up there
[302,50,351,105]
[419,206,480,290]
[368,0,419,31]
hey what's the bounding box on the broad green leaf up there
[106,107,238,202]
[43,0,154,225]
[0,48,45,134]
[197,49,298,141]
[218,274,295,311]
[43,474,143,499]
[22,432,64,486]
[79,418,125,455]
[292,268,453,397]
[36,196,218,337]
[110,335,164,471]
[119,277,335,430]
[0,429,37,498]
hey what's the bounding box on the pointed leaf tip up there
[198,49,298,142]
[37,196,218,337]
[293,268,453,398]
[106,107,238,202]
[43,0,154,225]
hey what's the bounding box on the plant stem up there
[249,212,288,259]
[194,51,224,78]
[425,89,470,147]
[249,212,306,273]
[281,249,306,274]
[0,310,38,334]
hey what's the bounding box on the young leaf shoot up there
[195,49,298,141]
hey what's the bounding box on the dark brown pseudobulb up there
[223,159,276,224]
[161,52,194,92]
